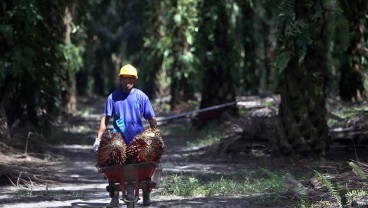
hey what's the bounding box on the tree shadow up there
[151,194,295,208]
[71,202,108,207]
[0,187,109,204]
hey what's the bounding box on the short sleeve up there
[141,95,155,120]
[104,95,114,117]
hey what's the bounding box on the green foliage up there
[336,0,367,100]
[273,51,292,73]
[187,132,222,148]
[301,170,368,208]
[274,0,318,70]
[348,162,367,179]
[274,0,350,71]
[324,0,350,93]
[16,187,86,200]
[162,170,284,196]
[331,15,350,52]
[1,0,361,141]
[186,121,221,147]
[346,189,368,199]
[329,105,368,125]
[140,0,199,102]
[196,0,239,107]
[0,0,65,129]
[60,43,84,72]
[314,171,347,208]
[168,0,199,96]
[162,174,201,196]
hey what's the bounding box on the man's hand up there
[94,116,109,152]
[93,138,100,152]
[149,117,158,129]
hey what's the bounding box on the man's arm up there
[93,116,109,152]
[148,116,157,129]
[97,116,110,141]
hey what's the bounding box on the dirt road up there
[0,128,250,207]
[0,99,294,208]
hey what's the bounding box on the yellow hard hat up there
[118,64,138,79]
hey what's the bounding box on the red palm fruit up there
[126,137,147,163]
[97,133,127,167]
[136,128,164,163]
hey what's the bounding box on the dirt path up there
[0,99,297,208]
[0,125,254,207]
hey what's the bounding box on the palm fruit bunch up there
[126,128,164,163]
[97,133,127,167]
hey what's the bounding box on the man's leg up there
[126,184,135,201]
[106,191,119,208]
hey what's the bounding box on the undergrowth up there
[299,163,368,208]
[327,104,368,127]
[186,121,224,148]
[161,168,284,196]
[15,186,85,201]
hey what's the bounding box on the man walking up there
[93,64,157,207]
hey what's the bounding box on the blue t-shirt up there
[104,88,155,144]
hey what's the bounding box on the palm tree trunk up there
[240,1,257,94]
[199,0,236,109]
[0,104,10,143]
[338,0,367,101]
[63,4,77,113]
[276,0,329,155]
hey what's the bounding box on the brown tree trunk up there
[199,0,236,109]
[169,0,192,109]
[139,1,165,99]
[239,0,257,94]
[0,104,10,143]
[277,0,329,155]
[64,72,77,113]
[63,4,77,113]
[339,0,367,102]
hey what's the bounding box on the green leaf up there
[274,51,292,72]
[174,14,182,26]
[349,162,368,179]
[0,24,14,41]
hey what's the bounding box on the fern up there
[274,0,325,71]
[298,195,310,208]
[323,0,350,53]
[261,168,278,179]
[348,162,368,180]
[346,189,368,198]
[276,0,295,38]
[346,189,368,207]
[334,14,350,51]
[274,51,292,72]
[315,171,344,207]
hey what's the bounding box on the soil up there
[0,96,367,208]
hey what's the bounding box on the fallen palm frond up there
[0,162,58,187]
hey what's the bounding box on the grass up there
[186,121,224,148]
[187,133,223,148]
[16,188,34,197]
[327,104,368,127]
[161,168,284,197]
[160,124,192,136]
[299,200,332,208]
[42,154,68,162]
[298,167,368,208]
[15,186,86,201]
